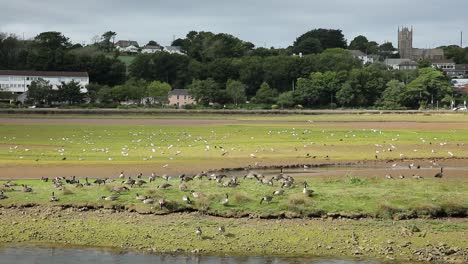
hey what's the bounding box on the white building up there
[164,46,185,55]
[384,58,418,70]
[115,40,139,53]
[431,59,455,70]
[142,45,163,54]
[0,70,89,94]
[349,50,375,64]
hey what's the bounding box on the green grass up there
[117,55,136,66]
[1,121,467,166]
[1,175,466,218]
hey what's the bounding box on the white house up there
[115,40,139,53]
[0,70,89,94]
[164,46,185,55]
[141,45,163,54]
[349,50,375,64]
[384,58,418,70]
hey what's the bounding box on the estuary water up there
[0,246,381,264]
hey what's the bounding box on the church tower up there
[398,26,413,59]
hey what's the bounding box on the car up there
[452,105,467,111]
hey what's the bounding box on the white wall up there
[0,75,89,93]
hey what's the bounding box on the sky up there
[1,0,467,49]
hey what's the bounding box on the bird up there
[434,167,444,178]
[143,198,154,204]
[50,192,59,202]
[220,193,229,206]
[191,190,204,198]
[398,174,405,179]
[101,195,119,201]
[385,174,394,179]
[136,193,147,201]
[412,174,424,180]
[158,183,172,189]
[218,225,226,235]
[272,189,284,196]
[21,184,33,192]
[112,186,129,193]
[195,227,202,240]
[119,171,125,179]
[302,182,313,197]
[182,195,192,204]
[158,198,167,209]
[260,195,273,204]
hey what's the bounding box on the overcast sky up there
[1,0,467,48]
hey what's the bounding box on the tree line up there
[1,29,465,109]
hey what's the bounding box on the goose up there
[133,179,147,187]
[218,225,225,235]
[101,195,119,201]
[182,195,192,204]
[412,174,424,180]
[434,167,444,178]
[50,192,59,202]
[84,177,91,186]
[191,190,204,198]
[0,191,8,200]
[94,178,106,186]
[119,171,125,179]
[162,174,171,181]
[122,177,135,186]
[22,184,33,193]
[41,177,49,182]
[220,193,229,206]
[148,173,157,183]
[158,198,167,209]
[385,174,394,179]
[273,189,284,196]
[260,195,273,204]
[137,172,143,179]
[112,186,129,193]
[303,182,313,197]
[158,183,172,189]
[398,174,405,179]
[143,197,154,204]
[136,193,147,201]
[195,227,202,240]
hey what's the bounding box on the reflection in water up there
[0,246,380,264]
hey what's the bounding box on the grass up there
[0,174,466,218]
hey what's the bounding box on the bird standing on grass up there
[195,227,202,240]
[434,167,444,178]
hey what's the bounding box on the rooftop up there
[0,70,88,78]
[170,89,190,96]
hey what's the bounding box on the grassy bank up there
[0,206,466,263]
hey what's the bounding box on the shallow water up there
[0,246,381,264]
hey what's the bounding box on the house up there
[164,46,185,55]
[349,50,375,64]
[0,70,89,94]
[431,59,455,70]
[141,45,163,54]
[168,89,195,108]
[115,40,139,53]
[384,58,418,70]
[444,64,468,78]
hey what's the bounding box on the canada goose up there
[149,173,157,183]
[303,182,313,197]
[4,181,17,187]
[136,193,147,201]
[158,183,172,189]
[137,172,143,179]
[133,179,147,187]
[260,195,273,204]
[191,190,204,198]
[195,227,202,240]
[22,184,33,192]
[412,174,424,180]
[119,171,125,179]
[162,174,171,181]
[218,225,225,235]
[41,177,49,182]
[182,195,192,204]
[158,198,167,209]
[143,198,154,204]
[434,167,444,178]
[101,195,119,201]
[0,191,8,200]
[84,177,91,186]
[385,174,394,179]
[273,189,284,196]
[94,178,106,186]
[50,192,59,202]
[112,186,129,193]
[220,193,229,206]
[122,177,135,186]
[398,174,405,179]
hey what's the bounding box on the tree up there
[34,31,70,50]
[417,58,432,68]
[226,79,246,106]
[292,37,322,55]
[147,81,171,104]
[252,82,278,104]
[293,29,347,55]
[379,42,397,58]
[96,86,113,103]
[378,80,405,109]
[101,31,117,52]
[349,35,369,52]
[188,78,220,105]
[336,82,354,107]
[146,40,160,46]
[276,91,295,108]
[27,79,54,105]
[57,81,84,104]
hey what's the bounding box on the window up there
[177,95,179,100]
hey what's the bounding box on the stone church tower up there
[398,26,413,59]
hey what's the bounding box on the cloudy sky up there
[1,0,467,48]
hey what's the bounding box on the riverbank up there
[0,206,466,263]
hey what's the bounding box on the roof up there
[169,89,190,96]
[399,60,418,66]
[0,70,88,78]
[349,50,367,57]
[115,40,139,48]
[385,58,413,65]
[143,45,162,50]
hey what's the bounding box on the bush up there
[271,104,279,109]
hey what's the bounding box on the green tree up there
[146,40,160,46]
[147,81,172,104]
[293,29,347,55]
[226,79,246,106]
[292,37,322,55]
[336,82,354,107]
[27,79,54,105]
[349,35,369,52]
[252,82,278,104]
[96,86,113,103]
[417,58,432,68]
[188,78,220,105]
[378,80,405,109]
[57,81,84,104]
[34,31,70,50]
[101,31,117,52]
[276,91,295,108]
